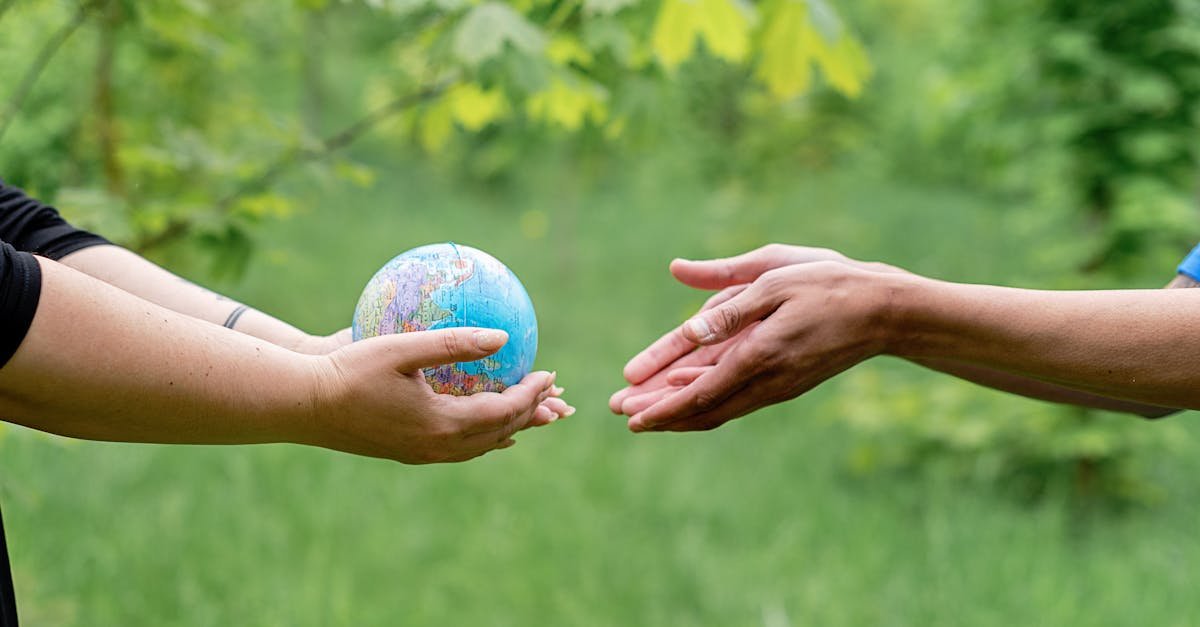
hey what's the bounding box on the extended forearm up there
[60,245,314,350]
[0,257,315,444]
[890,277,1200,410]
[908,357,1178,418]
[906,274,1194,417]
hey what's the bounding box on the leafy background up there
[2,0,1200,624]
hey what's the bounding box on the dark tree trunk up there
[94,0,124,196]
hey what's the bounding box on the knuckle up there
[718,261,736,284]
[693,389,721,411]
[715,304,742,334]
[441,331,462,357]
[760,243,785,257]
[502,402,521,428]
[744,337,776,362]
[759,267,788,288]
[433,418,463,439]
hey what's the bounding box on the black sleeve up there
[0,237,42,365]
[0,241,42,368]
[0,179,110,259]
[0,179,108,368]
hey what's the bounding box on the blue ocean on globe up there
[351,243,538,395]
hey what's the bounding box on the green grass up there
[3,157,1199,626]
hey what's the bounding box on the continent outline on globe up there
[351,242,538,395]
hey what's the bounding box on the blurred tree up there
[1030,0,1200,272]
[844,0,1200,275]
[0,0,870,277]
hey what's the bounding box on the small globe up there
[351,243,538,395]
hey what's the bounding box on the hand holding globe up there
[352,243,545,396]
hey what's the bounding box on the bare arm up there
[907,272,1198,417]
[891,280,1200,410]
[906,357,1178,418]
[0,256,311,444]
[59,245,347,354]
[611,245,1187,419]
[0,257,566,462]
[609,241,1200,431]
[623,262,1200,432]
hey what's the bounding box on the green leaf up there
[650,0,697,68]
[651,0,752,69]
[332,160,377,188]
[547,34,594,67]
[525,75,609,129]
[447,83,509,130]
[453,2,547,66]
[813,33,871,98]
[699,0,754,62]
[755,0,870,100]
[754,0,816,98]
[804,0,842,42]
[418,98,455,152]
[235,193,294,219]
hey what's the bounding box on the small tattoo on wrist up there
[223,305,250,329]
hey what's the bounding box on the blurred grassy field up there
[3,156,1200,626]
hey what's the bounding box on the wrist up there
[873,271,946,358]
[259,354,333,447]
[286,333,323,355]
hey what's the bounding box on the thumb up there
[385,327,509,372]
[680,281,778,345]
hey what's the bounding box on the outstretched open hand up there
[611,245,900,433]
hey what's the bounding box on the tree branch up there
[131,79,457,253]
[0,0,101,144]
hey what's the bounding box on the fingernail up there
[686,318,714,343]
[552,385,565,395]
[564,406,577,417]
[473,330,508,351]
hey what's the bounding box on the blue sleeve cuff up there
[1179,244,1200,282]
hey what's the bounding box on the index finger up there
[610,341,732,413]
[622,286,749,386]
[621,324,697,385]
[628,346,759,431]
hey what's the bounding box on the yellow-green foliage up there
[0,0,872,275]
[834,366,1190,505]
